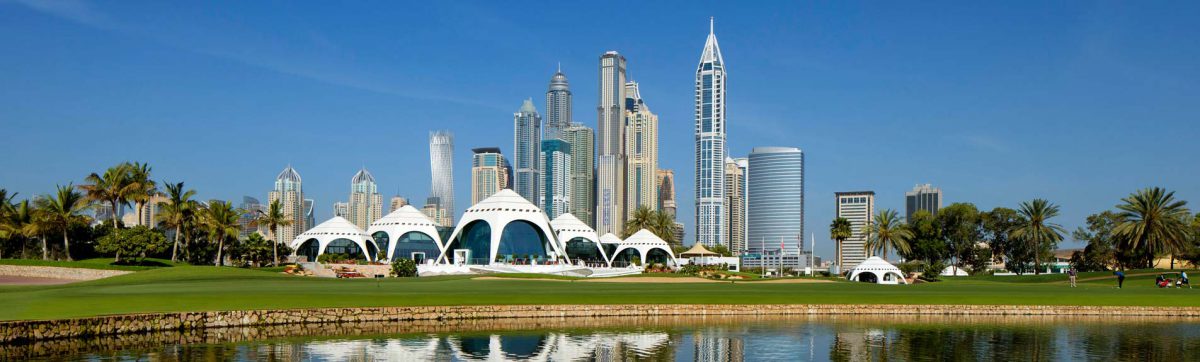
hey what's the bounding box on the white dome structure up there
[290,216,379,262]
[551,213,610,267]
[846,257,908,285]
[436,189,569,265]
[941,265,969,276]
[367,205,444,264]
[609,229,678,267]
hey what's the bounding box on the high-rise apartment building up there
[471,147,510,205]
[695,19,728,247]
[429,131,455,225]
[835,191,874,270]
[905,184,943,221]
[539,139,572,219]
[746,147,804,263]
[131,194,168,228]
[624,81,658,214]
[724,158,746,253]
[513,99,542,203]
[333,202,349,218]
[268,165,306,244]
[388,196,408,213]
[596,51,627,236]
[421,196,451,227]
[237,196,264,238]
[544,66,572,140]
[562,123,595,228]
[656,169,677,218]
[303,199,315,233]
[347,167,383,230]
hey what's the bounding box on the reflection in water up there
[16,315,1200,361]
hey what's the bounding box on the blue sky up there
[1,1,1197,258]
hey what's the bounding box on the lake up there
[10,315,1200,361]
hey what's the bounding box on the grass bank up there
[0,266,1197,321]
[0,258,182,271]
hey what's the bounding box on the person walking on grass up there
[1182,271,1191,289]
[1115,270,1125,289]
[1068,267,1077,287]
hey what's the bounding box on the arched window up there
[565,237,603,263]
[857,271,879,283]
[372,231,390,258]
[446,220,490,264]
[611,248,641,266]
[645,248,673,265]
[498,220,548,262]
[324,238,366,261]
[393,231,441,264]
[296,238,319,262]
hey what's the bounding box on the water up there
[11,315,1200,361]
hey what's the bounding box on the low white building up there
[846,256,908,285]
[290,216,380,262]
[367,205,444,264]
[436,189,569,265]
[550,213,610,267]
[609,229,678,267]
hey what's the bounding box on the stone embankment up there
[0,265,130,281]
[5,304,1200,344]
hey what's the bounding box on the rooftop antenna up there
[557,61,561,73]
[710,16,714,34]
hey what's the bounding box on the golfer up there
[1068,268,1077,287]
[1115,271,1125,289]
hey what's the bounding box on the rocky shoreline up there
[5,304,1200,344]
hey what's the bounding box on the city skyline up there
[3,2,1198,259]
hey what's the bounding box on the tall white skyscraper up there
[539,139,572,219]
[513,99,542,203]
[695,18,728,247]
[596,51,627,236]
[268,165,305,244]
[836,191,874,269]
[348,167,383,230]
[624,81,658,215]
[746,147,804,268]
[429,131,455,225]
[545,66,572,140]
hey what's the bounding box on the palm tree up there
[7,200,37,259]
[1113,187,1192,269]
[79,163,136,228]
[1012,199,1066,275]
[650,210,676,245]
[623,206,657,238]
[0,189,16,248]
[830,217,852,265]
[254,199,293,266]
[862,209,913,259]
[34,184,88,261]
[157,182,196,263]
[128,162,158,227]
[203,200,242,266]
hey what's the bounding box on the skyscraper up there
[545,66,572,140]
[348,167,383,230]
[303,199,315,233]
[724,158,746,254]
[836,191,874,269]
[624,81,658,215]
[656,169,677,218]
[695,18,728,247]
[471,147,510,205]
[333,202,349,218]
[421,196,451,227]
[539,139,572,219]
[237,196,264,238]
[596,51,627,236]
[267,165,305,244]
[905,183,943,221]
[562,123,595,228]
[746,147,804,266]
[429,131,455,225]
[513,99,542,203]
[388,196,408,213]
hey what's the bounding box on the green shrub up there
[391,258,417,277]
[920,260,946,282]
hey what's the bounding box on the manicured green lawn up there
[0,266,1197,321]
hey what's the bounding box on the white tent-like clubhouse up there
[846,257,908,285]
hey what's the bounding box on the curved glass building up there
[746,147,804,257]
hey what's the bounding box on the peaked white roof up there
[351,167,375,184]
[464,189,544,214]
[371,205,437,228]
[550,213,593,233]
[848,257,903,272]
[697,17,724,67]
[276,165,302,183]
[621,229,671,246]
[296,216,370,238]
[599,233,623,244]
